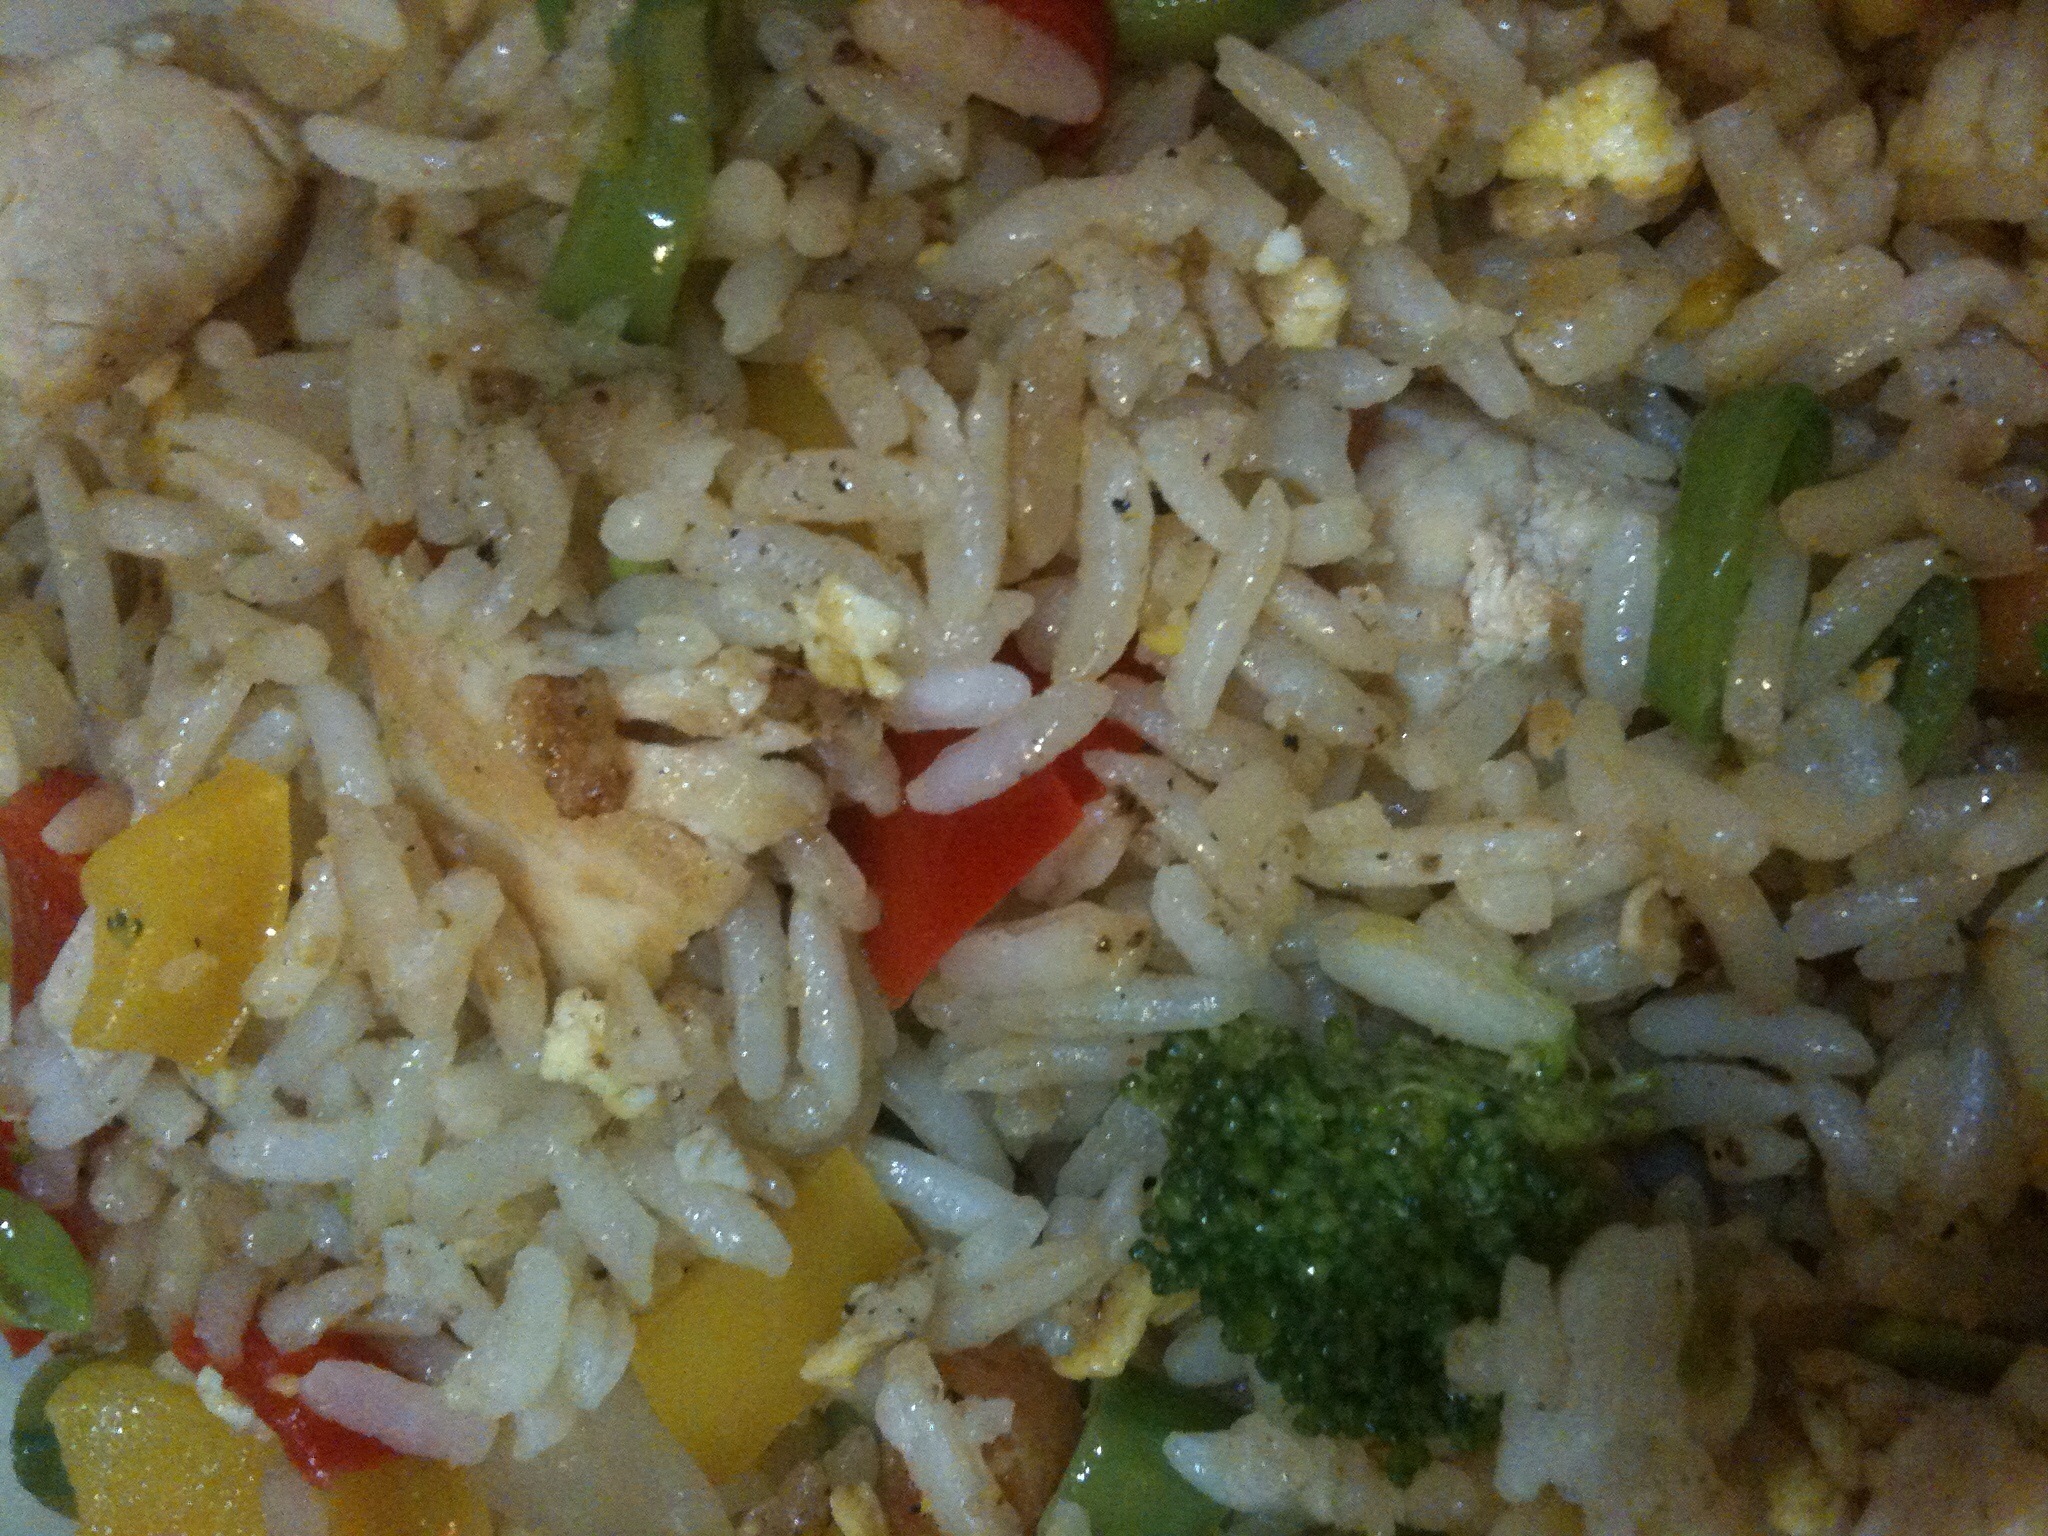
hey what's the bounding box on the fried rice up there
[0,0,2047,1531]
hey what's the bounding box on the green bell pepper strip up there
[539,0,716,346]
[609,555,670,580]
[536,0,572,50]
[0,1191,90,1339]
[1110,0,1315,62]
[11,1351,87,1517]
[1056,1373,1237,1536]
[1852,1312,2019,1394]
[1645,383,1833,743]
[1885,574,1977,782]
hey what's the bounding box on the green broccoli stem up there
[1057,1374,1237,1536]
[539,0,716,346]
[1645,383,1833,743]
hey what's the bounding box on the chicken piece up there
[346,551,747,987]
[878,1339,1084,1536]
[508,671,631,820]
[0,47,301,413]
[1359,394,1674,670]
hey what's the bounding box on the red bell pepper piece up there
[172,1320,397,1485]
[835,717,1144,1006]
[986,0,1114,103]
[0,775,108,1358]
[1976,508,2048,697]
[0,769,96,1022]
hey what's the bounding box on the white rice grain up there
[1053,413,1153,682]
[889,665,1034,731]
[550,1146,658,1308]
[1164,480,1289,730]
[295,678,395,807]
[1215,39,1408,242]
[882,1050,1014,1187]
[1630,991,1876,1078]
[300,1360,497,1465]
[721,877,792,1103]
[261,1264,381,1353]
[874,1342,1020,1536]
[906,680,1113,813]
[1790,538,1940,706]
[442,1243,573,1419]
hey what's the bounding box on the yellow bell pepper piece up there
[1840,0,1920,44]
[72,759,292,1071]
[326,1457,492,1536]
[1662,248,1765,341]
[632,1146,918,1482]
[744,362,850,450]
[47,1361,276,1536]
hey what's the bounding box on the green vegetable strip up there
[11,1352,87,1518]
[1110,0,1315,63]
[1888,575,1977,782]
[608,555,670,580]
[0,1191,91,1337]
[536,0,572,51]
[1057,1374,1236,1536]
[1646,383,1833,743]
[1852,1312,2019,1394]
[539,0,716,346]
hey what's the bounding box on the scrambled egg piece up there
[1765,1451,1850,1536]
[795,575,905,699]
[1361,398,1674,671]
[831,1481,891,1536]
[1500,61,1696,200]
[1257,254,1349,350]
[1253,226,1306,277]
[674,1122,754,1191]
[539,987,660,1120]
[1053,1263,1193,1380]
[799,1259,937,1392]
[1138,619,1188,657]
[193,1366,264,1438]
[1850,656,1901,705]
[1663,248,1764,339]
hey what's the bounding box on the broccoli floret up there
[1128,1019,1625,1459]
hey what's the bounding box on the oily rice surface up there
[0,0,2046,1534]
